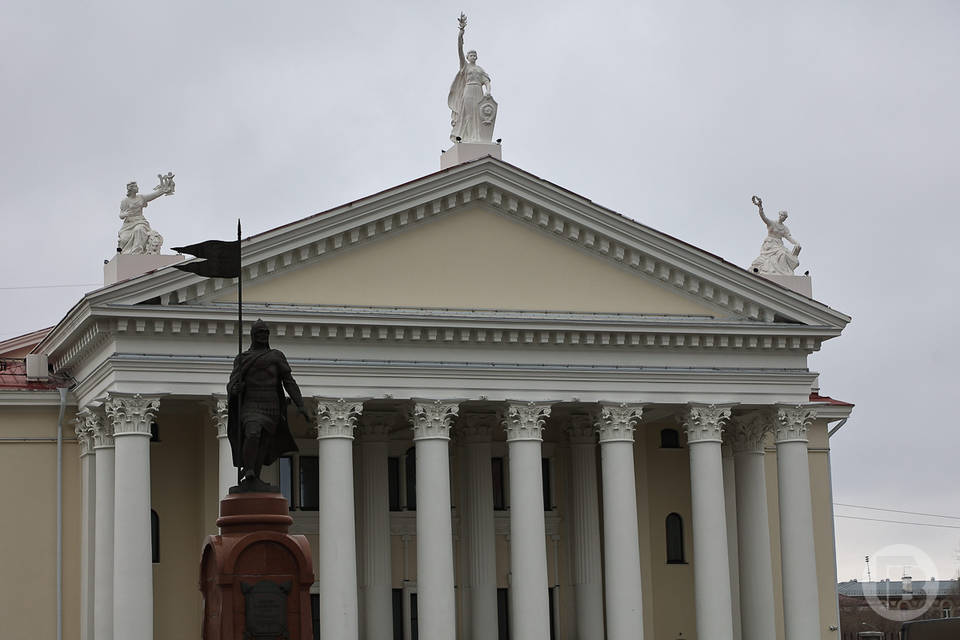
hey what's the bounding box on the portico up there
[32,157,851,639]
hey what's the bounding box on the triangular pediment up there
[216,206,724,317]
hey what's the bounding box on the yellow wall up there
[0,406,82,640]
[221,207,722,316]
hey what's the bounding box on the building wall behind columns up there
[642,420,696,638]
[149,400,206,639]
[0,406,82,640]
[200,414,220,537]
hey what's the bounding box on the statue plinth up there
[199,492,314,640]
[440,141,502,169]
[758,273,812,297]
[104,253,183,285]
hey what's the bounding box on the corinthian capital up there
[73,408,99,456]
[315,398,363,439]
[209,395,229,438]
[596,403,644,443]
[505,402,551,442]
[727,410,774,454]
[412,400,460,440]
[105,394,160,437]
[683,404,732,444]
[775,405,816,443]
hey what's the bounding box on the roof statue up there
[749,195,802,275]
[117,172,175,255]
[448,13,498,143]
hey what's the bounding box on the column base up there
[200,493,315,639]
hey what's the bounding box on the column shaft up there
[734,448,777,640]
[94,444,114,640]
[684,406,734,640]
[597,404,645,640]
[358,423,393,640]
[506,403,551,640]
[413,401,459,640]
[568,429,604,639]
[316,399,363,640]
[461,417,498,640]
[776,406,820,640]
[722,446,742,640]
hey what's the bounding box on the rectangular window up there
[542,458,553,511]
[405,449,417,511]
[392,588,404,640]
[388,457,401,511]
[299,455,319,511]
[497,588,510,640]
[279,456,293,509]
[492,457,506,511]
[548,586,557,640]
[410,592,419,640]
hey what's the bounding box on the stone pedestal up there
[103,253,184,285]
[200,493,314,640]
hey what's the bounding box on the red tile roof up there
[0,358,69,390]
[810,392,854,407]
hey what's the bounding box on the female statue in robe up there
[448,13,493,143]
[117,174,174,254]
[749,195,802,275]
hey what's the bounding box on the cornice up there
[0,390,76,407]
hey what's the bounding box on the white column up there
[357,414,394,640]
[567,417,605,640]
[91,410,114,640]
[105,394,159,640]
[505,402,552,640]
[460,413,499,640]
[721,443,742,640]
[75,410,98,640]
[210,395,233,501]
[683,405,735,640]
[775,405,821,640]
[729,412,777,640]
[596,404,646,640]
[412,401,460,640]
[315,399,363,640]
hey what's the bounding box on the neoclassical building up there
[0,152,853,640]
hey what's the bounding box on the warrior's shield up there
[478,94,498,142]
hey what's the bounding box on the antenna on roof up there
[865,555,872,582]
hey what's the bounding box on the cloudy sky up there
[2,1,958,582]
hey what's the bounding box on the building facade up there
[0,156,853,639]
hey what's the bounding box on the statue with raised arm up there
[448,13,497,143]
[227,319,312,492]
[117,172,175,254]
[749,195,802,275]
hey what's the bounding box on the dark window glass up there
[660,428,681,449]
[151,509,159,563]
[310,594,320,640]
[405,447,416,511]
[410,592,418,640]
[548,587,557,640]
[388,457,401,511]
[299,456,319,511]
[150,421,160,442]
[497,588,510,640]
[542,458,553,511]
[392,588,404,640]
[279,456,293,509]
[666,512,685,563]
[492,457,506,511]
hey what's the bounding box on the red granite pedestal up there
[200,492,314,640]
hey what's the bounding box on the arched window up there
[666,513,685,564]
[151,509,160,563]
[405,447,417,511]
[660,428,681,449]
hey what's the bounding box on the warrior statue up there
[227,319,311,492]
[117,172,175,255]
[749,195,802,275]
[448,13,498,143]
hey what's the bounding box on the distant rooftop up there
[838,580,960,598]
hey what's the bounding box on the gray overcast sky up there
[2,1,958,581]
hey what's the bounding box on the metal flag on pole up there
[171,220,243,354]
